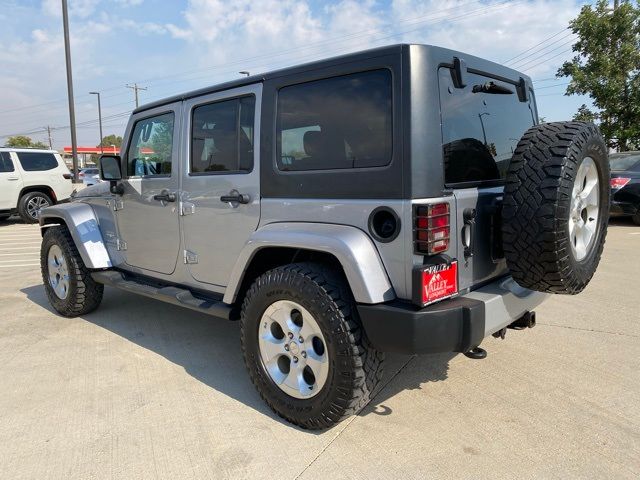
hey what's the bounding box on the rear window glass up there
[277,69,392,171]
[609,153,640,171]
[16,152,58,171]
[438,68,536,184]
[0,152,14,172]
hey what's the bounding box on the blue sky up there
[0,0,593,148]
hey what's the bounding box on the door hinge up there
[180,201,195,216]
[183,250,198,264]
[116,238,127,251]
[112,199,124,211]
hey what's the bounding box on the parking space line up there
[0,253,39,256]
[0,247,40,251]
[0,264,39,268]
[0,258,41,263]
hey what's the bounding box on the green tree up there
[573,104,598,123]
[98,134,123,149]
[557,0,640,151]
[5,135,48,149]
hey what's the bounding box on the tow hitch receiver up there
[508,311,536,330]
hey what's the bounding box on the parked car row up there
[0,148,74,223]
[609,151,640,225]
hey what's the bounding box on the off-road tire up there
[632,211,640,226]
[18,191,52,224]
[41,226,104,317]
[240,262,384,430]
[502,121,609,294]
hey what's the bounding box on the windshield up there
[609,152,640,171]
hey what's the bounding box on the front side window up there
[191,95,255,174]
[0,152,14,172]
[277,69,392,171]
[16,152,57,171]
[438,68,536,185]
[127,112,175,177]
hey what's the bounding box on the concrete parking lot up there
[0,217,638,480]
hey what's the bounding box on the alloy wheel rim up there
[569,156,599,261]
[27,196,50,219]
[258,300,329,399]
[48,245,70,300]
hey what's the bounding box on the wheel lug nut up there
[301,351,307,358]
[287,332,293,339]
[284,344,289,351]
[292,356,298,363]
[298,336,304,343]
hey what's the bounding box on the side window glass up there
[0,152,14,172]
[127,112,174,177]
[16,152,57,171]
[191,95,255,174]
[277,69,392,171]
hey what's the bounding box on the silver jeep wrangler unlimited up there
[39,45,609,429]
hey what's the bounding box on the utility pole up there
[126,83,147,108]
[89,91,103,153]
[61,0,79,181]
[46,126,53,150]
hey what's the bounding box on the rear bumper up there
[357,276,549,354]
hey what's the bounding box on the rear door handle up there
[463,208,476,259]
[153,190,177,203]
[7,177,19,181]
[220,190,250,204]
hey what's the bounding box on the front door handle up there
[153,190,177,203]
[7,177,19,181]
[220,190,250,204]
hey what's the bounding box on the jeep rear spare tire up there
[502,121,609,294]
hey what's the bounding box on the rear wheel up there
[502,121,609,294]
[41,226,104,317]
[240,262,384,430]
[18,191,52,223]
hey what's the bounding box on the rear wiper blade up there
[472,81,514,94]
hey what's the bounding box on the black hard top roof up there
[133,43,530,114]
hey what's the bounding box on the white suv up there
[0,148,74,223]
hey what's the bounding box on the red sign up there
[420,261,458,306]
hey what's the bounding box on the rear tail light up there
[610,177,630,189]
[414,203,450,255]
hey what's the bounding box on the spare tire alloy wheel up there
[258,300,329,398]
[569,157,599,261]
[502,122,609,294]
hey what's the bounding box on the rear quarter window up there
[438,68,536,185]
[277,69,392,171]
[16,152,59,171]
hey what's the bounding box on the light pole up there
[478,112,490,145]
[89,91,103,153]
[62,0,79,182]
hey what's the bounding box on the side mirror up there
[99,155,122,181]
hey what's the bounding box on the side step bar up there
[91,270,232,320]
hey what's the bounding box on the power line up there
[508,32,576,67]
[0,0,525,138]
[510,38,576,70]
[503,27,568,63]
[0,0,511,121]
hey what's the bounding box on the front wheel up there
[41,226,104,317]
[240,262,384,430]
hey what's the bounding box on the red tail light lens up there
[414,203,450,255]
[610,177,630,189]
